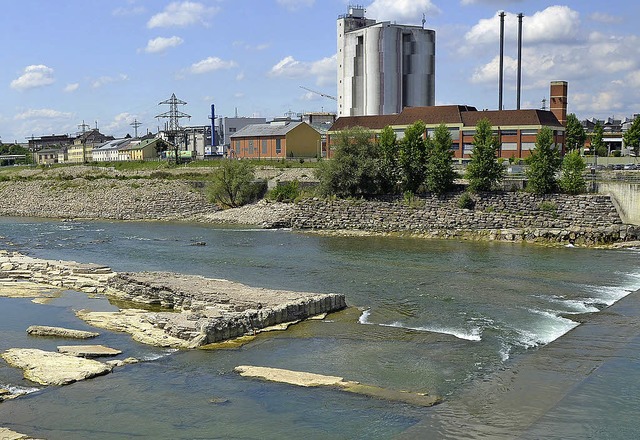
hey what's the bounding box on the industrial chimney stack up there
[550,81,568,126]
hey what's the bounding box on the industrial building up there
[337,6,435,117]
[329,82,567,161]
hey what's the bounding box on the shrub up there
[457,192,475,209]
[268,180,300,202]
[206,160,259,208]
[538,201,557,213]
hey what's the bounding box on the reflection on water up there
[0,218,639,439]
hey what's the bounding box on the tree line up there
[317,118,587,198]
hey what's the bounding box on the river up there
[0,217,639,439]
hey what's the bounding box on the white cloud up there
[269,54,336,86]
[236,71,245,81]
[188,57,237,74]
[64,83,79,93]
[277,0,314,11]
[147,1,219,28]
[14,108,72,121]
[104,112,137,134]
[365,0,440,25]
[10,65,55,91]
[112,6,146,16]
[143,36,184,53]
[589,12,622,24]
[464,6,580,50]
[92,74,129,89]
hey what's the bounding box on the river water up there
[0,217,639,439]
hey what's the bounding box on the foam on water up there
[358,310,482,341]
[1,384,40,395]
[381,321,483,341]
[141,349,178,362]
[513,309,579,348]
[358,309,372,324]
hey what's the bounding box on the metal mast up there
[155,93,191,136]
[129,119,142,138]
[516,13,524,110]
[498,11,505,111]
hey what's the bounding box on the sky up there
[2,0,640,143]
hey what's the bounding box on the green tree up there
[316,127,385,197]
[525,127,562,194]
[378,126,398,193]
[425,124,457,195]
[565,113,586,152]
[465,118,504,191]
[623,116,640,157]
[590,122,607,157]
[397,121,428,193]
[207,159,259,208]
[558,150,587,194]
[154,139,169,156]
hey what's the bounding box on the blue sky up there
[2,0,640,142]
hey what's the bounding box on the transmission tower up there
[155,93,191,135]
[130,119,142,138]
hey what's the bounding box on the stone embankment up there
[290,193,640,246]
[0,251,346,348]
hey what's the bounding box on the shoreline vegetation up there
[0,163,637,248]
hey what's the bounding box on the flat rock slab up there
[0,427,42,440]
[234,365,441,407]
[27,325,99,339]
[76,308,194,349]
[1,348,112,386]
[57,345,122,358]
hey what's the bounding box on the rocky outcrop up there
[99,272,347,347]
[27,325,99,339]
[57,345,122,358]
[0,251,115,294]
[1,348,112,386]
[1,252,347,348]
[234,365,441,407]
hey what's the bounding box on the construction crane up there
[300,86,337,101]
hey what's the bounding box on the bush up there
[206,160,259,208]
[268,180,300,202]
[457,192,475,209]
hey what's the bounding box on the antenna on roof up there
[541,98,547,110]
[422,13,426,29]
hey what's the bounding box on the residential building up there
[35,148,60,165]
[66,129,114,163]
[230,121,321,159]
[92,139,132,162]
[119,138,163,161]
[337,6,435,117]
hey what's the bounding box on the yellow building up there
[229,121,321,159]
[66,129,114,163]
[119,138,162,161]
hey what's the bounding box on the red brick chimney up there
[550,81,568,126]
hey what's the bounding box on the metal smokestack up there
[517,13,523,110]
[499,11,505,111]
[210,104,216,148]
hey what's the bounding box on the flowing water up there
[0,217,639,439]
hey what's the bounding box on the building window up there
[521,142,536,150]
[449,128,460,141]
[463,143,474,154]
[229,127,236,133]
[275,139,282,154]
[450,143,459,151]
[502,142,518,151]
[500,130,517,136]
[262,139,268,155]
[248,140,254,155]
[521,130,537,136]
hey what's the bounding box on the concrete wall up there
[598,181,640,225]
